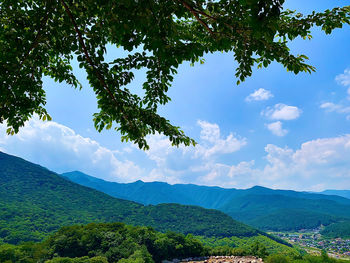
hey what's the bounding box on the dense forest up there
[0,222,287,263]
[0,222,348,263]
[0,222,207,263]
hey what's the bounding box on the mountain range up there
[0,151,286,246]
[62,171,350,232]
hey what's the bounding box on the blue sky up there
[1,0,350,191]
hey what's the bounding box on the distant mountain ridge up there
[62,171,350,231]
[319,190,350,199]
[0,151,277,245]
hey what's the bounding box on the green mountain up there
[220,194,350,227]
[63,171,350,231]
[0,151,268,245]
[61,171,239,208]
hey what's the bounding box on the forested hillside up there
[247,209,338,231]
[0,222,346,263]
[0,151,267,244]
[0,222,207,263]
[221,195,350,230]
[61,171,239,208]
[63,172,350,231]
[321,221,350,239]
[0,222,300,263]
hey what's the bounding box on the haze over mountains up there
[63,171,350,232]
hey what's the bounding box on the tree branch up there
[60,0,130,123]
[19,5,51,69]
[178,0,246,35]
[177,0,215,36]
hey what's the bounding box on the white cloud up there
[228,160,255,175]
[335,68,350,87]
[2,118,349,191]
[262,103,302,120]
[195,120,247,158]
[189,161,257,189]
[0,118,143,182]
[130,120,247,185]
[188,135,350,190]
[261,136,350,190]
[320,102,350,119]
[266,121,288,137]
[245,88,273,102]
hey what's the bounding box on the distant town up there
[270,227,350,260]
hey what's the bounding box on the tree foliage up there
[0,222,208,263]
[0,222,348,263]
[1,0,350,148]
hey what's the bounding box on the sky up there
[1,0,350,191]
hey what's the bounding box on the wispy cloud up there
[335,68,350,87]
[245,88,273,102]
[320,69,350,120]
[320,102,350,114]
[335,68,350,100]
